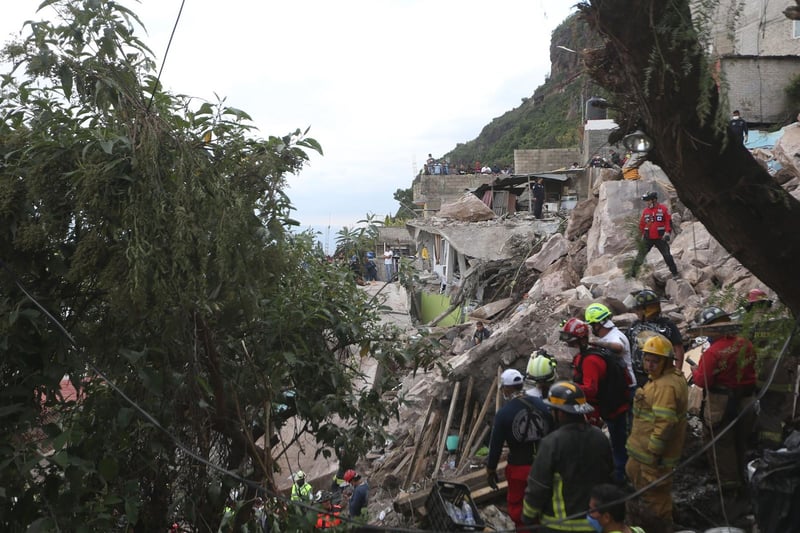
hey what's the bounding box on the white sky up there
[2,1,577,250]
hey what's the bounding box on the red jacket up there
[639,203,672,240]
[692,335,756,390]
[572,351,629,420]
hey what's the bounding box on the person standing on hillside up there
[532,177,545,219]
[629,191,679,279]
[729,110,749,145]
[486,369,553,530]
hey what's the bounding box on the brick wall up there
[412,173,493,213]
[722,56,800,123]
[513,148,581,174]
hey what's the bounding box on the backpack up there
[574,346,629,419]
[627,318,677,387]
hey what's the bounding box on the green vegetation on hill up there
[444,13,605,169]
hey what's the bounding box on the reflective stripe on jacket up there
[627,368,688,467]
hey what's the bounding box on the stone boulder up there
[438,193,496,222]
[773,122,800,179]
[525,233,569,272]
[565,197,597,240]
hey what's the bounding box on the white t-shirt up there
[383,250,393,264]
[600,326,636,386]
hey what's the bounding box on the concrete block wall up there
[513,148,581,174]
[722,57,800,123]
[412,173,493,213]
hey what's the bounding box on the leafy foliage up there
[0,2,429,530]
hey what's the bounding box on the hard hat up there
[747,289,769,303]
[343,469,359,483]
[641,191,658,201]
[696,306,729,326]
[315,490,333,503]
[560,318,589,342]
[633,289,662,319]
[641,334,673,358]
[500,368,524,387]
[584,303,612,325]
[544,380,594,414]
[294,470,306,481]
[526,351,557,383]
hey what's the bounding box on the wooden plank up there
[458,374,498,469]
[391,453,412,477]
[411,412,442,482]
[434,381,461,476]
[456,376,475,458]
[393,461,508,515]
[403,398,435,489]
[469,297,515,320]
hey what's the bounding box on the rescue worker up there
[314,491,342,529]
[626,334,688,533]
[343,469,368,521]
[629,191,679,279]
[627,289,685,384]
[290,470,314,503]
[741,288,798,450]
[521,381,613,532]
[525,349,558,399]
[561,318,630,483]
[486,368,553,530]
[691,306,757,527]
[585,303,636,403]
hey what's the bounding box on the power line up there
[147,0,187,111]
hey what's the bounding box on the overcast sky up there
[2,1,576,252]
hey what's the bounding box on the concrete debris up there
[437,192,496,222]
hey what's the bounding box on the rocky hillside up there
[443,13,605,169]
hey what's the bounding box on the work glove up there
[486,469,499,490]
[663,233,671,243]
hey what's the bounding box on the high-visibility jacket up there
[291,482,313,502]
[627,368,688,467]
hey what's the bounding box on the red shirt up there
[639,203,672,239]
[692,335,756,390]
[572,352,629,420]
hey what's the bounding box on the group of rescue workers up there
[287,467,369,530]
[485,287,797,533]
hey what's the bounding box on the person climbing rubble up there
[629,191,679,279]
[486,368,553,530]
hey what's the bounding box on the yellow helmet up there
[641,334,673,358]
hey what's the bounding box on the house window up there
[795,20,800,39]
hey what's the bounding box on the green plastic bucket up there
[445,435,459,452]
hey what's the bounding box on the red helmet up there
[560,318,589,342]
[343,469,359,483]
[747,289,768,303]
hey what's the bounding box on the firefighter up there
[290,470,314,503]
[691,306,757,527]
[625,334,688,533]
[525,349,558,399]
[314,491,342,529]
[627,289,685,383]
[521,381,613,532]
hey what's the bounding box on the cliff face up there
[444,13,604,169]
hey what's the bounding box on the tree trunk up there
[581,0,800,317]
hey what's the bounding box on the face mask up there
[586,514,603,533]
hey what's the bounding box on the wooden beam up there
[403,398,435,489]
[393,461,508,516]
[458,374,497,469]
[456,376,474,460]
[433,380,461,476]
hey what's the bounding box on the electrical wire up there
[146,0,187,112]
